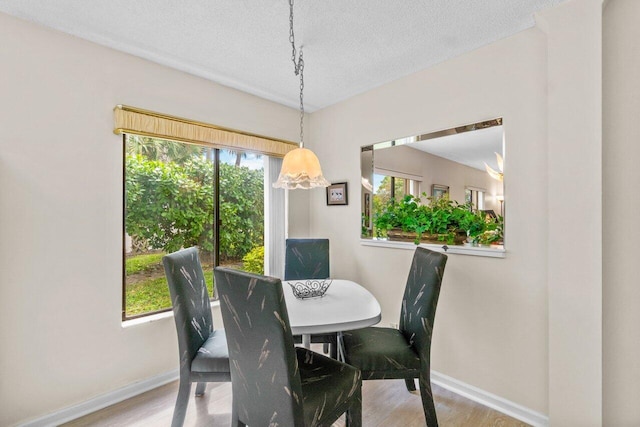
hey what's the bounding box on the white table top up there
[283,279,382,335]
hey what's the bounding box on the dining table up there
[283,278,382,361]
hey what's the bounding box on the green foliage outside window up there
[242,246,265,274]
[125,154,264,259]
[218,164,264,260]
[123,137,265,317]
[125,154,214,253]
[372,175,405,217]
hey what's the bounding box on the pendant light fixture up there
[273,0,329,190]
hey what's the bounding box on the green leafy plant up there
[125,154,214,253]
[242,246,265,274]
[374,193,502,245]
[374,194,421,237]
[474,215,504,246]
[125,154,264,260]
[457,209,488,242]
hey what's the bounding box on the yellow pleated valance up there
[113,105,298,158]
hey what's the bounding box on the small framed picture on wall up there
[327,182,348,206]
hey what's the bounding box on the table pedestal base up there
[302,334,311,349]
[300,332,346,363]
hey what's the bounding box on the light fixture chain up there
[273,0,329,189]
[299,51,304,147]
[289,0,305,147]
[289,0,302,75]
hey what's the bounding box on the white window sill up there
[360,238,506,258]
[122,300,221,328]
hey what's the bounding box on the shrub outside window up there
[123,135,265,320]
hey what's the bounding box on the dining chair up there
[284,238,330,281]
[342,247,448,427]
[214,266,362,427]
[285,238,336,356]
[162,247,231,427]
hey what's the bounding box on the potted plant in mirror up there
[420,195,469,245]
[473,214,504,246]
[375,194,470,245]
[457,209,487,246]
[374,195,423,244]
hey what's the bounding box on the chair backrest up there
[163,247,213,371]
[214,267,305,426]
[399,247,448,361]
[284,238,330,280]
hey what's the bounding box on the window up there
[123,135,266,320]
[368,173,421,237]
[465,187,485,211]
[116,105,294,320]
[372,173,420,208]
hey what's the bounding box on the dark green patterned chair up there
[162,247,231,427]
[285,238,330,281]
[342,247,448,427]
[214,266,362,427]
[285,238,336,357]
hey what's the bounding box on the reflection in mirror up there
[361,118,504,249]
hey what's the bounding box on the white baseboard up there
[430,371,549,427]
[19,368,548,427]
[19,370,179,427]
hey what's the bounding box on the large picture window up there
[123,135,266,320]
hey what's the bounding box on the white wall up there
[537,1,603,424]
[307,1,603,422]
[0,12,303,426]
[308,24,550,415]
[603,0,640,425]
[287,191,311,238]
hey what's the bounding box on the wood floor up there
[63,377,530,427]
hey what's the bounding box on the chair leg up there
[405,378,417,392]
[231,403,246,427]
[195,382,206,396]
[345,385,362,427]
[333,332,342,360]
[171,379,191,427]
[418,374,439,427]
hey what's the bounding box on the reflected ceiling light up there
[484,152,504,182]
[361,177,373,192]
[273,0,329,190]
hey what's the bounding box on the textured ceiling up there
[0,0,564,111]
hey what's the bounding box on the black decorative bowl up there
[288,279,333,299]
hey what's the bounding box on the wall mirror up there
[361,118,505,249]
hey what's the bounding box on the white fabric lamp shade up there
[273,147,330,189]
